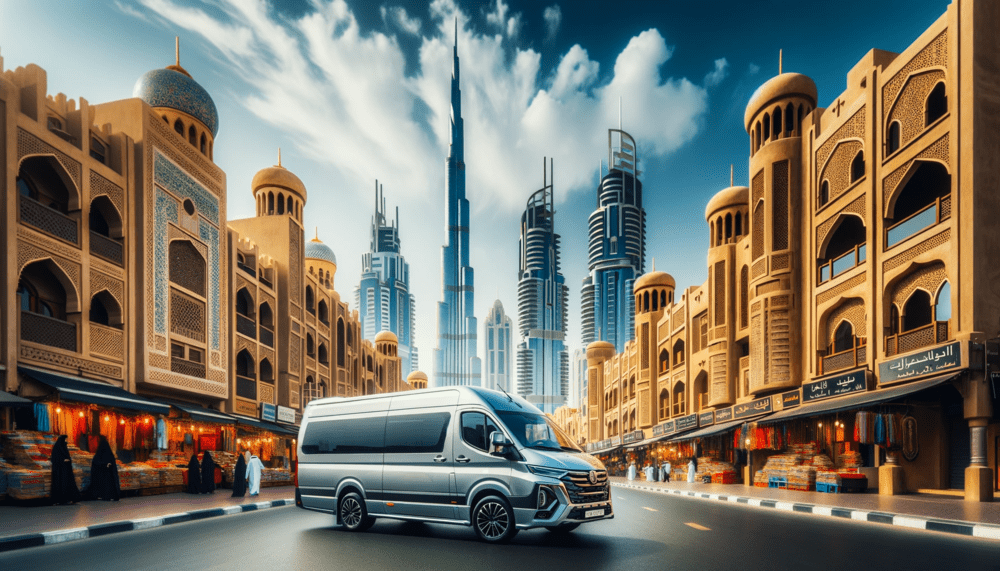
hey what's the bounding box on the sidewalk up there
[0,486,296,552]
[611,476,1000,540]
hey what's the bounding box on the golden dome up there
[745,72,817,130]
[252,164,307,202]
[634,271,675,291]
[586,341,616,360]
[705,186,749,220]
[407,371,428,382]
[375,330,398,343]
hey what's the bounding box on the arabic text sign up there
[878,341,962,385]
[675,414,698,432]
[802,369,868,403]
[733,396,772,420]
[714,407,733,423]
[778,390,801,409]
[276,405,295,424]
[699,411,715,427]
[622,430,645,445]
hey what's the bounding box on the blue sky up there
[1,0,949,386]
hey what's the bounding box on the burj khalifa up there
[434,23,481,387]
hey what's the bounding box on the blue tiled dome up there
[133,67,219,136]
[305,237,337,265]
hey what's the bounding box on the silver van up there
[295,386,612,543]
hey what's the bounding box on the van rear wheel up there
[339,492,374,531]
[472,495,518,544]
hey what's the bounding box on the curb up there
[0,498,296,554]
[613,482,1000,541]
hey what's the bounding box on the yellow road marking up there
[685,522,710,531]
[642,507,657,512]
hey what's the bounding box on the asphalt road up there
[2,486,997,571]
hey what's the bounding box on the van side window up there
[461,412,499,452]
[384,413,451,454]
[301,416,385,454]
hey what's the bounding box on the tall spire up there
[175,36,180,67]
[277,147,282,167]
[730,164,734,187]
[779,49,783,75]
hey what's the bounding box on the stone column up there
[879,450,905,496]
[965,418,994,502]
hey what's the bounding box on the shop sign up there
[879,341,963,385]
[675,414,698,432]
[803,369,868,403]
[733,396,772,420]
[260,402,276,422]
[775,390,801,409]
[714,407,734,423]
[622,430,645,445]
[699,411,715,427]
[611,436,621,446]
[277,405,295,424]
[652,422,668,436]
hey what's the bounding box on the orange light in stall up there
[145,418,150,424]
[120,419,125,425]
[56,407,61,413]
[105,415,110,422]
[79,412,84,418]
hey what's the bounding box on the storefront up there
[229,413,297,486]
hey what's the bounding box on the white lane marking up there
[618,496,626,500]
[131,517,165,530]
[43,527,89,544]
[973,525,1000,540]
[685,522,710,531]
[893,516,927,530]
[642,506,658,512]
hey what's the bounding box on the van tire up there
[472,495,518,544]
[339,492,374,532]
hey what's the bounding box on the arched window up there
[785,103,795,135]
[652,290,659,311]
[887,121,901,155]
[287,195,294,215]
[318,299,329,324]
[833,321,854,354]
[851,151,865,183]
[658,349,669,373]
[672,382,685,416]
[169,240,206,295]
[716,218,722,246]
[629,410,636,431]
[725,213,732,241]
[695,375,708,412]
[89,291,122,329]
[200,133,206,154]
[259,302,273,330]
[735,211,742,236]
[740,265,749,328]
[629,376,636,398]
[307,333,315,357]
[318,343,328,365]
[347,325,353,346]
[660,290,667,308]
[305,285,315,314]
[820,180,830,207]
[236,288,253,319]
[19,261,70,320]
[89,196,122,239]
[772,107,782,139]
[818,216,866,283]
[673,339,685,365]
[18,156,75,213]
[755,121,762,152]
[320,381,328,399]
[886,162,950,248]
[889,304,900,336]
[277,193,285,215]
[643,292,649,313]
[763,113,771,141]
[260,358,274,384]
[188,125,196,146]
[174,119,184,135]
[925,82,947,125]
[236,349,255,378]
[267,192,274,214]
[659,389,669,420]
[935,281,951,322]
[337,319,345,366]
[303,376,317,406]
[902,290,932,332]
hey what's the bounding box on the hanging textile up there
[100,413,118,451]
[874,413,885,446]
[34,403,51,432]
[122,420,134,450]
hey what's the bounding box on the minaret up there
[434,21,481,387]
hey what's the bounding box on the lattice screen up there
[772,161,789,251]
[170,289,206,342]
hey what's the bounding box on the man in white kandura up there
[246,452,264,496]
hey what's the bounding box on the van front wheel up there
[472,495,518,544]
[339,492,374,531]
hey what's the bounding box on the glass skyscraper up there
[516,160,569,413]
[483,299,513,392]
[580,127,646,353]
[434,25,481,387]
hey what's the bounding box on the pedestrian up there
[200,450,216,494]
[50,435,81,504]
[661,460,671,483]
[626,460,637,481]
[231,452,247,498]
[246,452,264,496]
[643,463,654,482]
[90,436,121,501]
[687,458,696,483]
[186,453,201,494]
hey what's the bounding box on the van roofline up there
[304,385,538,413]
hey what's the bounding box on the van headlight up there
[527,465,567,479]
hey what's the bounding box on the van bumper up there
[513,499,614,529]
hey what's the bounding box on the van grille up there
[560,470,609,504]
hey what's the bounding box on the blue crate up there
[768,477,787,489]
[816,482,840,494]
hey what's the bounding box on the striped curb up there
[612,482,1000,541]
[0,498,296,554]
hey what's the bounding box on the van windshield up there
[497,411,581,452]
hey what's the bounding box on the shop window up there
[833,321,854,354]
[659,389,669,420]
[925,82,947,125]
[672,382,685,416]
[887,121,901,155]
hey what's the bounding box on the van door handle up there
[433,455,447,463]
[456,456,471,463]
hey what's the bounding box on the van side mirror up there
[490,432,512,456]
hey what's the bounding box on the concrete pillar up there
[965,418,994,502]
[879,452,905,496]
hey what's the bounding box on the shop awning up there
[588,445,622,456]
[759,372,959,425]
[19,366,170,415]
[668,418,749,442]
[0,391,32,407]
[162,400,236,425]
[276,421,301,436]
[231,414,298,436]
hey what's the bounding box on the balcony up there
[21,311,76,351]
[90,231,123,266]
[236,375,257,400]
[819,244,866,284]
[259,326,274,348]
[885,321,949,357]
[171,356,206,378]
[236,314,256,339]
[885,196,950,249]
[20,195,78,245]
[819,342,867,375]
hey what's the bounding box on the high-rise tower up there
[580,126,646,353]
[434,23,481,387]
[355,182,418,378]
[483,299,513,392]
[516,159,569,413]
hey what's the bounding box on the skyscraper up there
[483,300,513,392]
[355,182,418,377]
[516,159,569,414]
[434,23,481,387]
[580,126,646,353]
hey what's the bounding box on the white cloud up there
[381,5,422,36]
[704,58,728,87]
[486,0,521,38]
[506,14,522,39]
[543,5,562,41]
[748,62,760,75]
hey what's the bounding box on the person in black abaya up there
[186,454,201,494]
[200,450,216,494]
[231,452,247,498]
[50,435,81,504]
[89,436,120,501]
